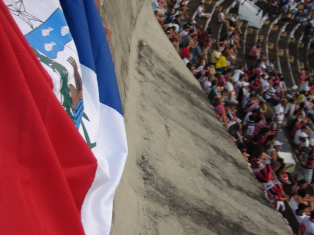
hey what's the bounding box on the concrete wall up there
[99,0,292,234]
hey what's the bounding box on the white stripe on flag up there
[80,65,128,235]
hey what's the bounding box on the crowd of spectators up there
[259,0,314,41]
[153,0,314,233]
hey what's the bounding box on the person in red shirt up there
[217,73,226,87]
[277,163,291,185]
[255,161,276,183]
[269,116,280,136]
[180,41,191,59]
[253,117,273,136]
[250,75,262,94]
[256,128,270,145]
[264,179,289,212]
[199,28,212,46]
[248,45,261,60]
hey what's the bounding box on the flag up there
[59,0,128,234]
[2,0,128,234]
[0,1,97,234]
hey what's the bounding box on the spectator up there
[207,79,219,103]
[245,114,256,139]
[183,53,193,65]
[290,189,314,212]
[298,132,310,150]
[267,140,283,162]
[174,0,189,19]
[264,179,289,213]
[250,145,266,170]
[215,53,228,72]
[294,125,309,147]
[248,45,261,60]
[181,41,191,59]
[297,139,314,184]
[189,34,199,49]
[269,116,280,136]
[264,79,281,106]
[299,211,314,234]
[180,29,194,48]
[211,46,222,65]
[234,75,247,95]
[199,28,212,47]
[254,117,273,137]
[292,179,309,195]
[154,10,163,25]
[178,24,190,44]
[247,134,262,156]
[274,98,287,124]
[197,3,210,18]
[255,160,281,183]
[164,8,176,24]
[256,128,271,146]
[232,65,245,82]
[229,13,242,34]
[199,71,212,91]
[218,8,229,31]
[294,203,310,223]
[263,134,276,151]
[152,0,159,11]
[214,97,228,129]
[168,15,181,32]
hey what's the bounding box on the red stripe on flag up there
[0,2,97,234]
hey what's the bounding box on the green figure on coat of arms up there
[32,47,96,149]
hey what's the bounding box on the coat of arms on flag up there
[6,0,96,148]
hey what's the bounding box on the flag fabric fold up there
[59,1,128,234]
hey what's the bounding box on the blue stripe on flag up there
[59,0,123,116]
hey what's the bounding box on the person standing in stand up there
[297,139,314,184]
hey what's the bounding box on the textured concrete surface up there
[100,0,293,234]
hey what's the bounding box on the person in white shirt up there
[298,133,310,150]
[268,60,276,73]
[243,108,258,126]
[197,3,210,18]
[218,8,229,31]
[223,81,238,104]
[234,76,247,95]
[274,98,287,124]
[168,22,179,33]
[299,211,314,235]
[232,65,245,82]
[285,98,297,118]
[294,126,309,146]
[229,13,242,34]
[183,53,193,65]
[174,0,182,9]
[262,75,270,90]
[152,0,159,11]
[263,80,281,106]
[295,203,310,223]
